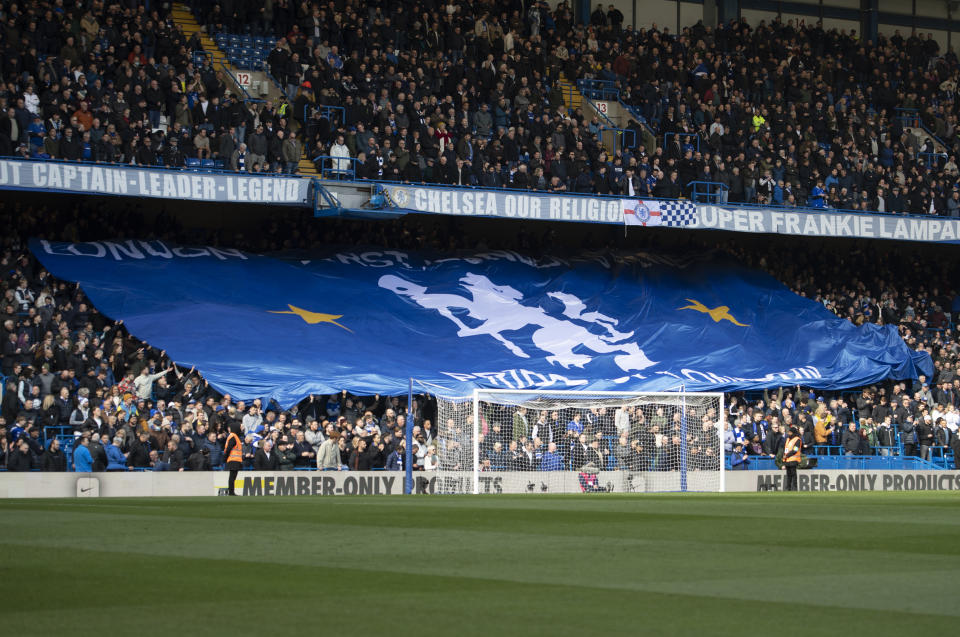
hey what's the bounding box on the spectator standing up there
[73,436,93,472]
[317,430,343,470]
[41,439,67,472]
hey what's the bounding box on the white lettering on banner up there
[103,241,145,260]
[441,368,589,389]
[38,240,249,261]
[439,365,821,390]
[395,187,627,223]
[693,205,960,243]
[1,160,305,203]
[0,160,22,185]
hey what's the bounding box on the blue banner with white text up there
[31,239,932,405]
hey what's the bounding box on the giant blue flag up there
[31,239,932,406]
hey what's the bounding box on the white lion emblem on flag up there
[379,273,656,372]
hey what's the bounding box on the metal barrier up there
[618,100,658,138]
[919,151,947,168]
[576,79,620,101]
[895,107,950,152]
[688,180,728,204]
[731,453,947,471]
[219,62,266,104]
[312,154,358,181]
[302,104,346,128]
[895,107,921,129]
[598,126,636,155]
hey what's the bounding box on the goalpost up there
[422,387,725,494]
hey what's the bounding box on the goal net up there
[427,388,724,494]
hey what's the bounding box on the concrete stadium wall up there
[2,470,959,497]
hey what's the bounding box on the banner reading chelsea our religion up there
[31,239,932,406]
[0,159,308,205]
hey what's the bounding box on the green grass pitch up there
[1,493,958,636]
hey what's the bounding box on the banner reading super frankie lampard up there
[31,239,932,405]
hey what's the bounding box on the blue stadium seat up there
[214,159,226,169]
[200,159,216,169]
[185,158,201,169]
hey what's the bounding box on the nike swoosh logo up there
[80,487,92,493]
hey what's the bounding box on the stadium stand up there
[0,197,958,473]
[2,0,960,213]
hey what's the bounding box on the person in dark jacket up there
[916,416,936,461]
[158,440,184,471]
[899,418,917,457]
[841,423,861,456]
[41,438,67,471]
[7,438,34,471]
[349,438,373,470]
[253,439,279,470]
[277,437,297,471]
[88,432,108,471]
[186,447,212,471]
[126,431,153,468]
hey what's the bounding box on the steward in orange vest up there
[782,427,802,491]
[224,424,243,496]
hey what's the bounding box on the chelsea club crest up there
[633,202,650,223]
[391,188,409,206]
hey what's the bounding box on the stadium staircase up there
[557,74,583,112]
[171,4,232,72]
[171,4,318,178]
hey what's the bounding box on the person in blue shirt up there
[730,442,750,470]
[73,436,94,472]
[27,116,45,151]
[539,442,564,471]
[566,414,583,435]
[103,436,127,471]
[809,181,827,208]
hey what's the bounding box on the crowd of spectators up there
[453,403,723,473]
[1,197,958,472]
[0,0,302,172]
[3,2,960,213]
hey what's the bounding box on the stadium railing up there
[312,155,358,181]
[576,79,621,101]
[731,453,947,471]
[218,62,267,105]
[687,180,729,204]
[895,107,949,149]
